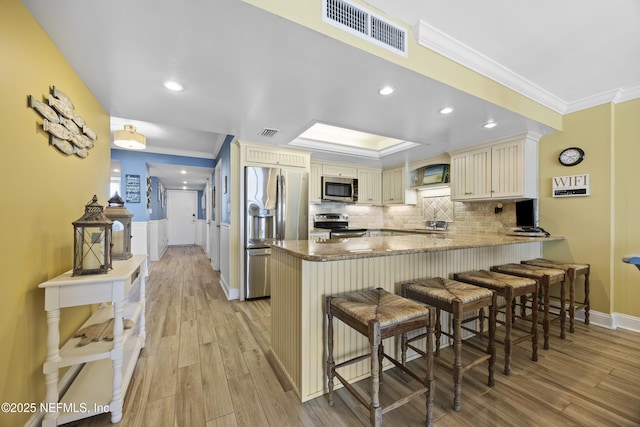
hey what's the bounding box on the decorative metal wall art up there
[28,86,97,158]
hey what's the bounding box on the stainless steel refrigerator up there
[245,166,308,299]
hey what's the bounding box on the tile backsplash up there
[310,192,518,234]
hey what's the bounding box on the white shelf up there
[57,302,142,367]
[39,256,147,427]
[56,336,143,425]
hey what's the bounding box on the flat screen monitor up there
[515,199,536,228]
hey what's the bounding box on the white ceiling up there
[23,0,640,190]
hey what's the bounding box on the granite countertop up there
[271,233,564,262]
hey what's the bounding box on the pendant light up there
[113,124,146,150]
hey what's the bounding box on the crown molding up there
[415,20,640,115]
[415,20,568,114]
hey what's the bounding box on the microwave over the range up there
[321,176,358,203]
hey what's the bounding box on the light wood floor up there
[71,246,640,427]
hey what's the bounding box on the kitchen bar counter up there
[272,233,562,262]
[269,233,563,403]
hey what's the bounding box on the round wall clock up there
[558,147,585,166]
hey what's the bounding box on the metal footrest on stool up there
[326,288,436,427]
[491,263,565,350]
[454,270,538,375]
[400,277,496,412]
[522,258,590,332]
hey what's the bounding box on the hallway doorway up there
[167,190,197,245]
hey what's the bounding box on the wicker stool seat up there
[326,288,436,427]
[401,277,496,412]
[491,263,565,350]
[522,258,590,332]
[454,270,538,375]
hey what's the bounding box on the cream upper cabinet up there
[357,168,382,205]
[382,166,416,205]
[450,132,539,201]
[450,147,491,200]
[309,162,322,203]
[241,141,310,168]
[321,163,358,178]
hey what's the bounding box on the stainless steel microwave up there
[321,176,358,203]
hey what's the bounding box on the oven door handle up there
[331,231,367,238]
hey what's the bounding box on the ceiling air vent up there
[259,128,280,138]
[322,0,407,57]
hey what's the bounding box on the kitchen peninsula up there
[270,233,563,402]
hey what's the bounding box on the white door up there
[205,178,212,257]
[211,166,221,270]
[167,190,197,245]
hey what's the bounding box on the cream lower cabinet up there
[357,168,381,205]
[450,132,539,201]
[39,256,147,426]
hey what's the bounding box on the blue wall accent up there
[111,149,216,221]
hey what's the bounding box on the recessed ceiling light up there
[483,121,497,129]
[183,181,187,184]
[163,80,185,92]
[113,168,120,172]
[378,86,395,96]
[439,107,454,114]
[181,170,187,174]
[182,186,187,190]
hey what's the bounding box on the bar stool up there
[522,258,590,332]
[491,263,565,350]
[453,270,538,375]
[326,288,436,427]
[400,277,496,412]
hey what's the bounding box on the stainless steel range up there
[313,213,367,238]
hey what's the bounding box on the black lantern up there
[72,195,113,276]
[105,192,133,260]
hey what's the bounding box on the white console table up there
[39,255,147,426]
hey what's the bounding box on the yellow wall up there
[539,100,640,318]
[0,1,110,425]
[613,99,640,316]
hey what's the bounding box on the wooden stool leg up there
[584,271,591,325]
[560,279,566,339]
[488,293,496,388]
[369,320,382,427]
[435,308,442,357]
[425,316,435,427]
[452,303,463,412]
[568,271,576,333]
[503,288,513,376]
[326,298,335,406]
[531,284,539,362]
[541,280,550,350]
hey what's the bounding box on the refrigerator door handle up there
[276,175,282,240]
[279,173,286,240]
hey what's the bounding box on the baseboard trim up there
[574,309,640,333]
